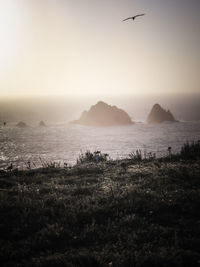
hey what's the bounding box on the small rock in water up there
[39,121,46,127]
[16,121,27,127]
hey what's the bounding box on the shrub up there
[128,150,143,162]
[180,141,200,160]
[76,151,109,164]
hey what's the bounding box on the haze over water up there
[1,93,200,123]
[0,94,200,168]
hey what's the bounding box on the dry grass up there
[0,154,200,267]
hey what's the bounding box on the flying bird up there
[122,14,145,22]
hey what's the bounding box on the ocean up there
[0,121,200,169]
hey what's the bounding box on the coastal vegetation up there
[0,142,200,267]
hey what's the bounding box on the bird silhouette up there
[122,14,145,22]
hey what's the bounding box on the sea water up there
[0,121,200,169]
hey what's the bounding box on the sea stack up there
[147,104,176,124]
[72,101,133,126]
[16,121,27,127]
[39,121,46,127]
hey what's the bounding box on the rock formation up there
[39,121,46,127]
[147,104,176,124]
[16,121,27,127]
[72,101,133,126]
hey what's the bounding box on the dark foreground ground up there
[0,157,200,267]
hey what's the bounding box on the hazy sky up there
[0,0,199,97]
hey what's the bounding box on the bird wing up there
[122,17,132,22]
[134,14,145,18]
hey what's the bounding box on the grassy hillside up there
[0,149,200,266]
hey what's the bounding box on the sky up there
[0,0,199,97]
